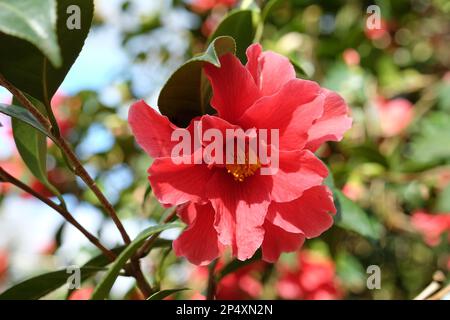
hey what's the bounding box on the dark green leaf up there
[147,288,189,300]
[208,10,256,62]
[91,223,183,300]
[158,36,235,127]
[0,0,61,67]
[0,0,94,105]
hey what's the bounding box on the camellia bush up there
[0,0,449,301]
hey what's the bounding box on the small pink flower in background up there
[364,18,389,40]
[375,97,413,137]
[342,181,364,202]
[342,49,360,66]
[68,287,94,300]
[129,43,352,265]
[0,249,9,282]
[411,211,450,246]
[190,0,236,13]
[277,251,342,300]
[51,92,74,138]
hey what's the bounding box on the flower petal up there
[128,100,179,158]
[238,79,323,150]
[261,220,305,263]
[306,89,352,152]
[206,171,271,260]
[245,44,297,96]
[149,157,214,206]
[267,186,336,237]
[173,202,222,265]
[261,150,329,203]
[204,53,261,123]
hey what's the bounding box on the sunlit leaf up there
[0,0,61,67]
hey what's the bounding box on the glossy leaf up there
[91,223,183,300]
[0,0,61,67]
[208,10,256,62]
[158,36,235,127]
[0,0,94,105]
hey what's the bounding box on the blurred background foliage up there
[1,0,450,300]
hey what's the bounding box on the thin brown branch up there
[0,73,52,131]
[0,167,116,261]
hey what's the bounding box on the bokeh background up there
[1,0,450,300]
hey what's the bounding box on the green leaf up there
[334,190,381,240]
[147,288,189,300]
[158,36,235,127]
[0,0,94,105]
[91,223,183,300]
[11,97,63,202]
[0,104,55,140]
[408,112,450,165]
[0,245,121,301]
[208,10,256,62]
[0,0,61,67]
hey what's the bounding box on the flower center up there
[225,157,261,182]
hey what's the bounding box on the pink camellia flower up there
[191,0,236,13]
[68,287,94,300]
[342,49,360,66]
[129,43,352,265]
[375,97,413,137]
[411,211,450,246]
[277,250,343,300]
[364,18,389,40]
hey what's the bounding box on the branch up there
[206,259,218,300]
[0,167,116,261]
[0,73,52,131]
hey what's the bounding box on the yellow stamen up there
[226,159,261,182]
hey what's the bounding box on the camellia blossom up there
[276,250,342,300]
[191,0,236,13]
[411,210,450,246]
[375,97,413,137]
[129,43,352,265]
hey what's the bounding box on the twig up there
[1,74,153,297]
[428,283,450,300]
[414,271,445,300]
[0,73,51,131]
[0,167,116,261]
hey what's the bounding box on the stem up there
[206,259,218,300]
[1,74,153,297]
[0,73,51,131]
[0,167,116,261]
